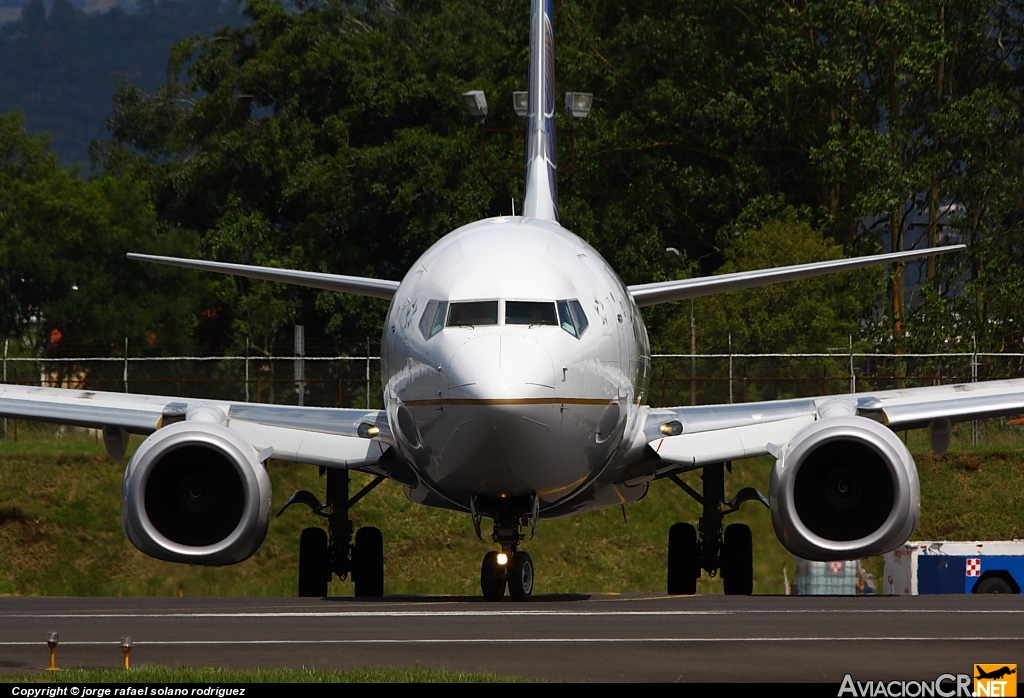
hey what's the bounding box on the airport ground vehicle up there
[884,541,1024,594]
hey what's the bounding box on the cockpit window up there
[569,299,589,336]
[447,300,499,327]
[556,300,577,336]
[506,301,557,326]
[557,299,589,338]
[419,300,448,340]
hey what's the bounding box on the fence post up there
[123,337,129,393]
[849,335,856,393]
[366,336,371,410]
[972,335,979,446]
[294,325,305,406]
[690,299,696,406]
[3,338,7,440]
[245,338,250,403]
[728,334,733,404]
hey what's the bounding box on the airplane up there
[3,0,1023,602]
[976,667,1017,680]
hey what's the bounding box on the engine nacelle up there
[770,415,919,561]
[121,421,272,566]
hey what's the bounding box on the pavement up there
[0,594,1020,682]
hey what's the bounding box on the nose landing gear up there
[480,551,507,601]
[507,551,535,601]
[666,461,765,595]
[474,494,538,602]
[481,549,535,602]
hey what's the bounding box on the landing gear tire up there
[353,526,384,597]
[722,523,753,595]
[298,527,329,598]
[481,551,506,602]
[667,522,699,595]
[508,551,534,602]
[975,576,1013,594]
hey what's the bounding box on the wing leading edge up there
[0,383,392,469]
[643,377,1024,469]
[127,253,400,301]
[628,245,965,308]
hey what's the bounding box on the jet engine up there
[770,415,919,560]
[121,421,272,565]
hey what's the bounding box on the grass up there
[0,421,1021,597]
[0,667,530,682]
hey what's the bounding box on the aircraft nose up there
[447,334,555,399]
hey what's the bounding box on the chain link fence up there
[3,354,383,410]
[3,350,1023,446]
[649,353,1024,406]
[650,352,1024,448]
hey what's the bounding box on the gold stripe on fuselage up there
[401,397,616,407]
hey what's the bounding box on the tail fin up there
[522,0,558,222]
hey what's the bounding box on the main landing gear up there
[473,494,539,602]
[278,468,386,598]
[666,461,768,596]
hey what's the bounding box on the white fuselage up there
[381,217,652,516]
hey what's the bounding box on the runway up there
[0,594,1020,682]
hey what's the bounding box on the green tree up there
[97,0,525,351]
[665,211,881,355]
[0,111,205,351]
[87,0,1024,356]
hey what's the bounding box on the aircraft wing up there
[627,245,964,307]
[0,383,392,469]
[127,254,400,301]
[643,377,1024,468]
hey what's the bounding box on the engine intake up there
[770,415,919,560]
[121,421,272,565]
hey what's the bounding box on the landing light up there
[565,92,593,119]
[463,90,488,122]
[659,421,683,437]
[513,91,528,118]
[496,553,509,566]
[357,423,380,439]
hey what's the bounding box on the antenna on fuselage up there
[512,197,516,216]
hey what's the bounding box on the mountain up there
[0,0,247,167]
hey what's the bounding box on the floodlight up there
[564,92,593,119]
[462,90,488,121]
[512,91,528,118]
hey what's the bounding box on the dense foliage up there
[4,0,1024,355]
[669,211,883,355]
[0,112,207,349]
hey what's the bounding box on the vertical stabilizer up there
[522,0,558,222]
